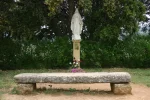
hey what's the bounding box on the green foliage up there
[45,0,92,16]
[45,0,63,16]
[0,0,146,43]
[0,39,21,70]
[122,36,150,68]
[1,36,150,70]
[11,87,20,94]
[86,0,146,42]
[0,0,15,39]
[81,41,102,68]
[81,35,150,68]
[79,0,92,12]
[0,0,50,40]
[0,37,72,70]
[94,25,120,43]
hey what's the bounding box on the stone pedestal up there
[110,83,132,95]
[73,40,81,67]
[16,83,36,94]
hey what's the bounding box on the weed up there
[11,87,20,94]
[85,87,90,92]
[69,88,76,92]
[147,84,150,87]
[44,89,59,95]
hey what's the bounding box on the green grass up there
[0,68,150,95]
[126,68,150,87]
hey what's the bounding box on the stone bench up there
[14,72,132,94]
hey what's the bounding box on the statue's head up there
[75,8,79,13]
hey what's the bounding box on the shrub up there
[0,39,21,70]
[1,36,150,70]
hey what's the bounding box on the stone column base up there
[16,83,36,94]
[110,83,132,95]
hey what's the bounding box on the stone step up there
[14,72,131,84]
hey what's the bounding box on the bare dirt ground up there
[2,83,150,100]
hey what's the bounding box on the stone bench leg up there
[110,83,132,95]
[16,83,36,94]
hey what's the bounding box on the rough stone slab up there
[111,83,132,94]
[14,72,131,84]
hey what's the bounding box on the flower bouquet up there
[69,57,85,73]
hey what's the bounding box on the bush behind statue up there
[0,37,72,70]
[0,36,150,70]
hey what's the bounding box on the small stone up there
[111,83,132,95]
[16,84,35,94]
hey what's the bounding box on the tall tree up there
[45,0,92,38]
[0,0,146,41]
[139,0,150,34]
[45,0,145,43]
[11,0,51,40]
[85,0,146,43]
[0,0,15,39]
[0,0,51,40]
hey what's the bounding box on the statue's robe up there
[71,8,83,40]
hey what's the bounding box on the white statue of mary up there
[71,8,83,40]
